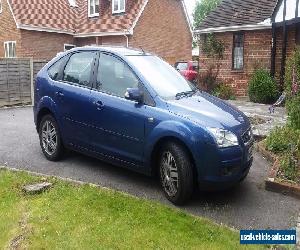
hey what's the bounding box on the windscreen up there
[126,56,194,99]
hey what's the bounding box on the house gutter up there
[74,30,132,38]
[18,24,75,35]
[194,23,272,34]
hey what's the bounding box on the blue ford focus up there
[34,47,253,205]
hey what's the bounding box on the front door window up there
[97,53,139,97]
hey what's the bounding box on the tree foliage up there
[193,0,221,28]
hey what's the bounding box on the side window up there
[97,53,139,97]
[63,52,95,87]
[176,62,188,71]
[48,56,69,81]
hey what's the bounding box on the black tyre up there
[39,114,64,161]
[159,142,194,205]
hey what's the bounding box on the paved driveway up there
[0,107,299,230]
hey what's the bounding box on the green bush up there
[279,151,298,182]
[266,126,299,154]
[266,126,300,182]
[212,83,236,100]
[284,48,300,96]
[284,48,300,129]
[286,95,300,129]
[248,69,279,104]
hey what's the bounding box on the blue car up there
[34,47,253,205]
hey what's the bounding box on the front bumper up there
[196,141,254,191]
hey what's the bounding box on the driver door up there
[89,53,147,166]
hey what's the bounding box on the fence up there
[0,58,47,107]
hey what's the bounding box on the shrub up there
[248,69,279,104]
[199,64,219,93]
[202,33,224,60]
[266,126,299,154]
[212,83,236,100]
[284,48,300,96]
[266,126,300,182]
[286,95,300,129]
[284,48,300,129]
[279,152,298,182]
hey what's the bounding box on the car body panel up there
[34,46,253,189]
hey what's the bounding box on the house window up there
[68,0,77,7]
[64,44,76,51]
[232,33,244,70]
[112,0,125,14]
[4,41,16,58]
[88,0,99,17]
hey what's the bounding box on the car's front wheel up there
[39,114,64,161]
[159,142,194,205]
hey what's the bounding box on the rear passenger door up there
[51,51,98,149]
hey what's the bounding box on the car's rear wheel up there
[159,142,194,205]
[39,114,64,161]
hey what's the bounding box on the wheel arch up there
[35,96,59,132]
[37,108,53,131]
[150,136,198,180]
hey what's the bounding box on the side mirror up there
[125,88,143,103]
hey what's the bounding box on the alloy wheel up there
[160,151,179,197]
[41,120,57,156]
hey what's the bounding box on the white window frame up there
[112,0,125,14]
[88,0,99,17]
[0,0,2,14]
[4,41,16,58]
[64,44,76,51]
[68,0,77,7]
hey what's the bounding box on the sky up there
[185,0,197,22]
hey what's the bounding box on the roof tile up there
[9,0,146,34]
[196,0,277,30]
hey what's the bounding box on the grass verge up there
[0,168,264,249]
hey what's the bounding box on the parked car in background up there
[174,61,199,84]
[34,47,253,205]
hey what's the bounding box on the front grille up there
[242,127,253,145]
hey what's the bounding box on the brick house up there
[194,0,300,97]
[0,0,192,64]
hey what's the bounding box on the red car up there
[175,61,198,84]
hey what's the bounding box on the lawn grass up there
[0,168,264,249]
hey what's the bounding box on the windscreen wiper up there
[175,90,196,99]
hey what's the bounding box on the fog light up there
[220,166,239,176]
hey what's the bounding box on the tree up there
[193,0,221,28]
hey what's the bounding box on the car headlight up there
[207,128,239,148]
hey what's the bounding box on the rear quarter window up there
[48,56,69,81]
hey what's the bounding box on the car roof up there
[70,46,152,57]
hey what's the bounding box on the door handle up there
[93,100,104,110]
[55,91,64,98]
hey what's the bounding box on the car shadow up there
[61,150,253,207]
